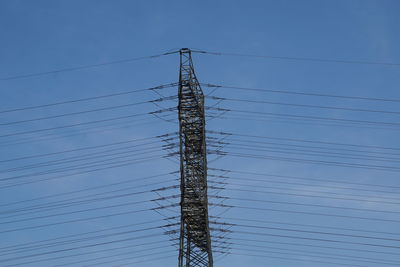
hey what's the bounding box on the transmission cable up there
[0,141,168,174]
[213,181,400,205]
[212,150,400,172]
[193,49,400,67]
[209,168,400,190]
[207,107,400,127]
[228,228,400,249]
[213,221,400,242]
[94,252,176,267]
[213,216,400,237]
[206,95,400,115]
[227,251,366,267]
[0,51,178,81]
[228,244,399,266]
[224,248,376,267]
[0,203,177,234]
[0,96,176,126]
[8,239,172,267]
[209,193,400,216]
[0,194,174,226]
[230,236,400,256]
[0,218,172,253]
[0,132,176,164]
[0,226,174,264]
[0,108,176,139]
[217,203,400,223]
[208,130,400,152]
[52,245,174,267]
[210,113,400,131]
[0,147,168,182]
[209,173,399,196]
[218,137,400,157]
[0,154,169,189]
[201,83,400,103]
[226,242,399,265]
[0,171,176,208]
[0,181,178,219]
[218,142,400,164]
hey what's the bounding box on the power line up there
[206,96,400,115]
[225,248,384,267]
[219,142,400,164]
[0,51,178,81]
[0,227,173,264]
[53,245,174,267]
[0,204,177,235]
[202,83,400,103]
[232,243,400,265]
[0,196,168,226]
[0,83,177,114]
[0,171,176,208]
[207,107,400,128]
[210,113,400,131]
[0,133,176,164]
[0,118,175,148]
[221,203,400,223]
[231,236,400,256]
[219,137,400,157]
[76,249,175,267]
[227,242,400,265]
[214,216,400,237]
[227,245,399,266]
[210,193,400,215]
[214,177,399,202]
[227,251,365,267]
[0,154,169,189]
[0,96,176,126]
[210,151,400,172]
[0,141,167,174]
[7,239,172,267]
[229,228,400,249]
[216,180,400,205]
[214,221,400,242]
[209,167,400,190]
[106,254,176,267]
[209,172,399,196]
[0,218,170,253]
[0,108,176,139]
[0,148,168,182]
[208,130,400,151]
[0,224,172,258]
[0,182,177,219]
[0,183,178,220]
[193,50,400,67]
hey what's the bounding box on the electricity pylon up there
[177,48,214,267]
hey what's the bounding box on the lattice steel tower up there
[177,48,214,267]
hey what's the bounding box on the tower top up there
[180,48,191,53]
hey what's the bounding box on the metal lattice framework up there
[178,48,214,267]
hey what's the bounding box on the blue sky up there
[0,0,400,266]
